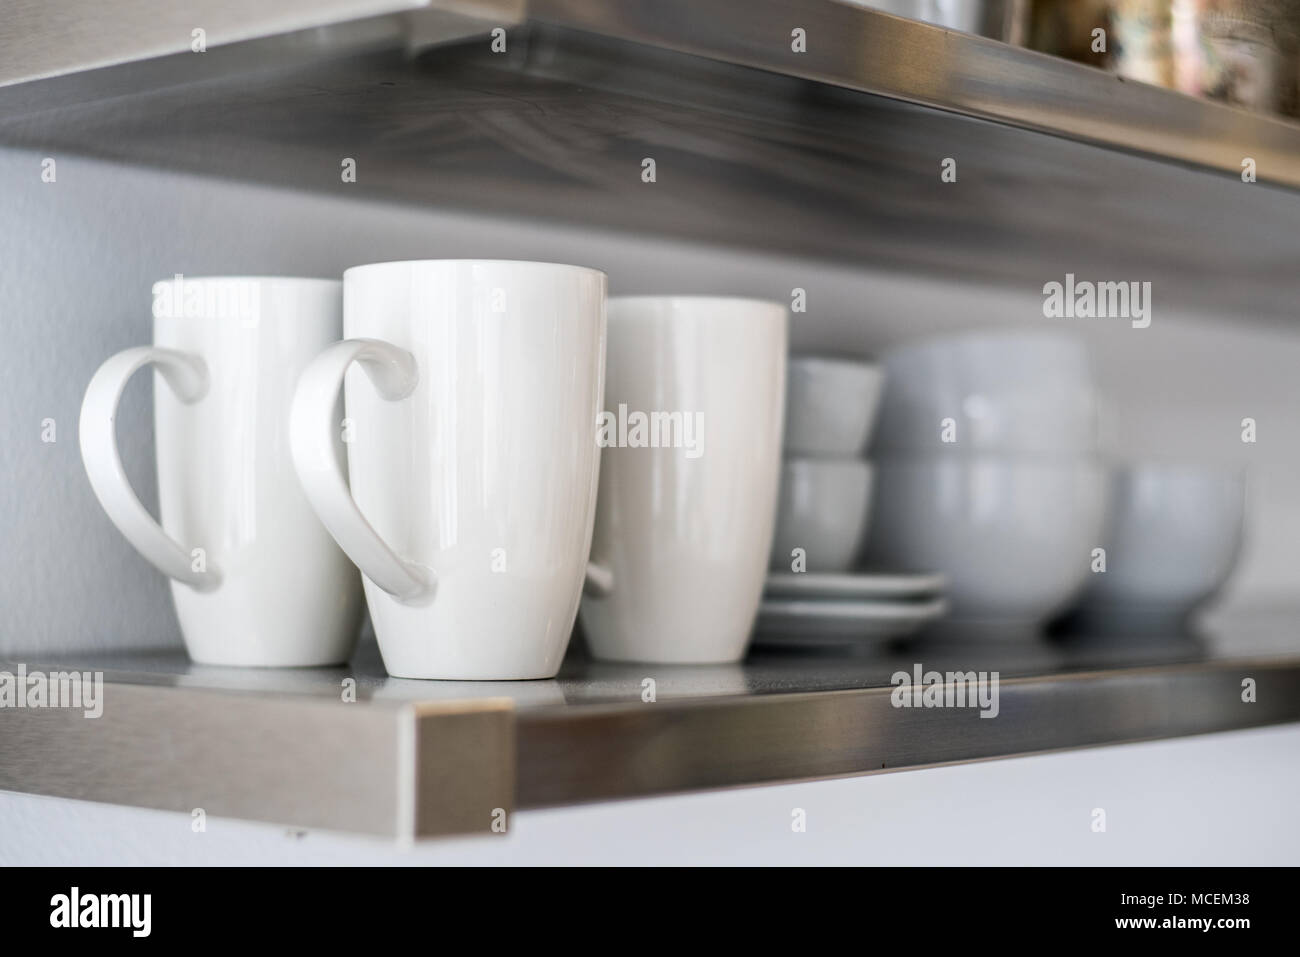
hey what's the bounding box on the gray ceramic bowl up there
[1064,464,1245,633]
[784,356,884,457]
[769,458,874,573]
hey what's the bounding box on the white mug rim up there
[149,276,340,323]
[343,259,607,281]
[610,295,784,310]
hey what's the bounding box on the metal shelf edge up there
[3,653,1297,837]
[515,656,1300,807]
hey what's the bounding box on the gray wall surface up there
[2,146,1296,655]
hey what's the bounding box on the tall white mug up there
[291,260,607,680]
[80,276,364,667]
[579,296,788,663]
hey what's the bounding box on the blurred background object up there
[849,0,1034,42]
[862,0,1300,117]
[1024,0,1300,115]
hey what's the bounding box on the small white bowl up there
[770,459,874,573]
[1065,464,1245,632]
[873,331,1098,456]
[863,456,1106,633]
[784,356,884,457]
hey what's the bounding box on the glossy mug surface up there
[579,296,787,664]
[80,276,364,667]
[292,260,606,680]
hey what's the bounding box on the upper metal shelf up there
[532,0,1300,188]
[2,0,1299,319]
[6,0,1299,183]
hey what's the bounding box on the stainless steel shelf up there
[530,0,1300,187]
[4,618,1299,838]
[2,1,1299,320]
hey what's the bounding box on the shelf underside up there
[1,9,1299,322]
[3,620,1299,838]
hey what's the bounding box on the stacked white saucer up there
[756,355,947,649]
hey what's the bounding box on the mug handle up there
[584,561,614,598]
[79,346,222,591]
[290,338,434,604]
[292,338,615,605]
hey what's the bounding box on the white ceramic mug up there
[80,276,364,667]
[291,260,607,680]
[579,296,787,664]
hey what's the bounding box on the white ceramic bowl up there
[784,356,884,456]
[872,331,1098,455]
[769,459,874,573]
[863,457,1106,634]
[1065,464,1245,631]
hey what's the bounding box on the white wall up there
[2,146,1298,655]
[4,724,1298,865]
